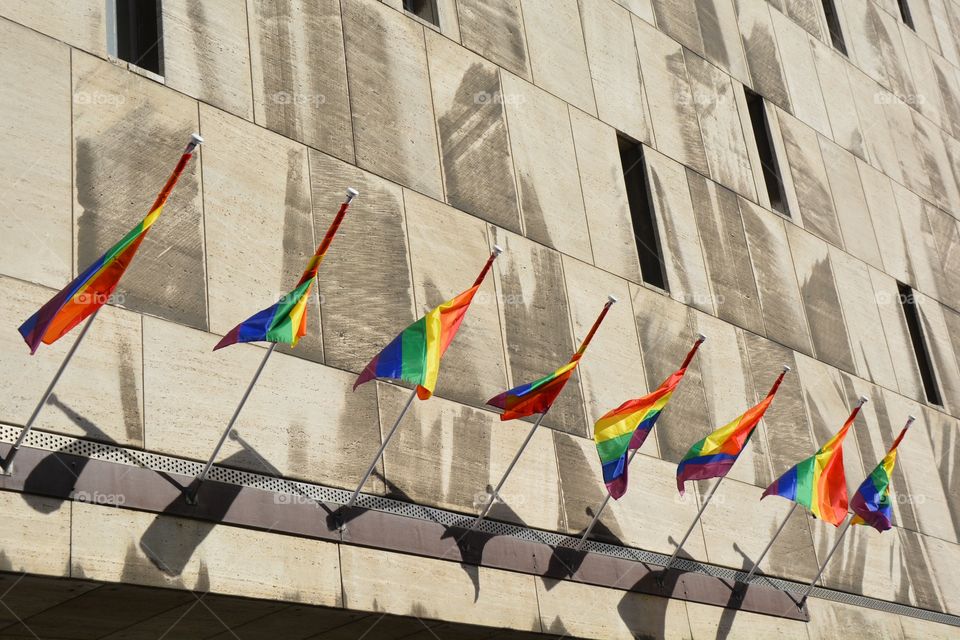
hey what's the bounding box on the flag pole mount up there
[607,294,618,304]
[2,309,102,475]
[493,244,504,256]
[346,187,359,203]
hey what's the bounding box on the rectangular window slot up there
[618,135,667,290]
[744,87,790,217]
[898,282,942,405]
[116,0,163,75]
[821,0,847,55]
[403,0,439,26]
[898,0,915,29]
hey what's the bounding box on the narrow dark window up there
[897,282,941,405]
[116,0,163,75]
[618,135,667,290]
[898,0,915,30]
[403,0,439,26]
[821,0,847,55]
[743,87,789,217]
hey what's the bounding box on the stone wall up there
[1,0,960,637]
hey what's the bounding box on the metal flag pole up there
[470,411,548,532]
[187,342,277,504]
[661,475,725,578]
[2,308,101,475]
[741,502,798,584]
[578,333,707,549]
[799,516,852,609]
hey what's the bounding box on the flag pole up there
[187,342,278,504]
[578,333,707,549]
[4,133,203,476]
[798,516,852,609]
[741,502,798,584]
[2,308,101,475]
[660,475,725,580]
[470,411,548,531]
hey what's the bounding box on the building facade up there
[1,0,960,637]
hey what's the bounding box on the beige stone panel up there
[537,577,692,639]
[71,503,340,605]
[737,199,812,355]
[555,432,705,555]
[921,404,960,542]
[650,0,703,54]
[925,206,960,306]
[684,53,757,201]
[877,7,917,99]
[377,383,561,531]
[770,10,832,137]
[900,615,959,640]
[643,148,713,315]
[895,527,948,613]
[341,0,442,200]
[901,0,942,51]
[562,257,643,426]
[0,20,71,289]
[841,0,889,87]
[247,0,353,162]
[787,226,855,373]
[892,183,945,300]
[142,316,383,492]
[519,0,596,115]
[200,104,322,364]
[847,67,903,185]
[579,0,652,144]
[613,0,655,23]
[883,98,931,204]
[488,226,586,436]
[857,160,911,284]
[457,0,531,79]
[72,52,207,330]
[0,491,69,577]
[818,139,882,269]
[793,353,866,497]
[915,293,960,414]
[700,478,817,582]
[686,601,808,639]
[900,27,946,128]
[341,545,540,630]
[568,108,642,283]
[630,284,709,464]
[830,248,898,390]
[0,0,107,57]
[879,390,957,544]
[734,0,792,110]
[812,512,906,602]
[777,112,843,248]
[403,190,507,409]
[932,49,960,138]
[308,150,416,374]
[931,0,960,64]
[162,0,253,118]
[696,0,751,85]
[0,277,144,446]
[922,534,960,615]
[912,110,960,216]
[812,41,867,159]
[501,73,591,263]
[686,172,764,336]
[425,31,522,234]
[692,313,770,488]
[869,270,924,401]
[806,599,906,640]
[632,18,709,176]
[771,0,827,40]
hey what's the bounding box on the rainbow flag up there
[851,416,914,532]
[487,298,615,421]
[595,336,704,499]
[761,398,866,526]
[19,135,202,354]
[676,367,788,495]
[214,189,358,350]
[354,249,501,400]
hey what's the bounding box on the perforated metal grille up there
[2,424,957,627]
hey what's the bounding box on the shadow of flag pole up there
[3,133,204,476]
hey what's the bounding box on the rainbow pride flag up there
[214,189,358,350]
[851,416,914,532]
[19,135,202,354]
[595,336,704,499]
[487,298,615,421]
[762,398,866,526]
[354,248,501,400]
[676,367,788,495]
